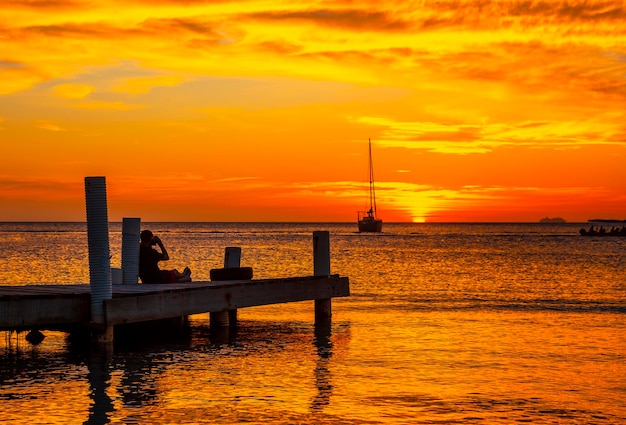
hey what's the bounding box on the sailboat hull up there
[358,218,383,233]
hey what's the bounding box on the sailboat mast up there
[369,139,377,217]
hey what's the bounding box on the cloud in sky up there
[246,9,412,31]
[70,101,146,110]
[52,83,93,99]
[36,120,66,131]
[3,2,625,93]
[356,115,624,154]
[112,75,187,94]
[0,0,624,221]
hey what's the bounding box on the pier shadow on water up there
[2,318,347,425]
[310,323,333,412]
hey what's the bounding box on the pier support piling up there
[313,231,332,326]
[225,247,241,326]
[210,247,242,330]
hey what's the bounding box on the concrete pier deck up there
[0,275,350,332]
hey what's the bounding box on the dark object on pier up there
[210,267,254,281]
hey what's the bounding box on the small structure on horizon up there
[539,217,566,223]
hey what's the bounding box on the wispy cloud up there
[52,83,93,99]
[0,60,44,94]
[71,101,145,110]
[212,176,260,183]
[0,176,81,199]
[36,120,66,131]
[112,75,187,94]
[3,0,85,9]
[246,9,411,31]
[355,116,625,154]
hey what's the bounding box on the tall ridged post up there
[121,217,141,285]
[84,177,113,342]
[313,231,332,326]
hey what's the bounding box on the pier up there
[0,274,349,333]
[0,177,350,345]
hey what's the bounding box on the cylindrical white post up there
[85,177,112,329]
[121,217,141,285]
[313,231,332,325]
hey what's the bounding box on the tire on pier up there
[210,267,253,281]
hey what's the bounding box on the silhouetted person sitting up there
[139,229,191,284]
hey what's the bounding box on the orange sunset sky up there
[1,0,625,222]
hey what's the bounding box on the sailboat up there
[358,139,383,232]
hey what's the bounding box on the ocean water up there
[0,222,625,424]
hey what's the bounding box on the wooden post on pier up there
[209,247,242,329]
[313,231,332,326]
[225,247,241,326]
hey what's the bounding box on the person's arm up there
[153,235,170,261]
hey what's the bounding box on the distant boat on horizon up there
[358,139,383,233]
[539,217,566,223]
[580,224,626,237]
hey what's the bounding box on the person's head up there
[140,229,154,245]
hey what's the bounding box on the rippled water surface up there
[1,222,625,424]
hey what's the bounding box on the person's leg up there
[171,268,191,278]
[161,270,178,283]
[172,267,192,282]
